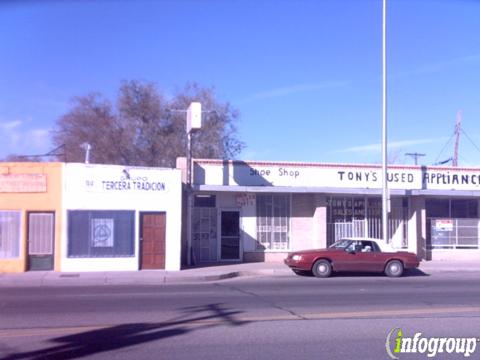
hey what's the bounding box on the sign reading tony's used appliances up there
[195,161,480,191]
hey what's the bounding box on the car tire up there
[385,260,404,277]
[312,259,332,278]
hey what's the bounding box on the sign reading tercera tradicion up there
[66,164,169,194]
[194,160,480,191]
[0,174,47,193]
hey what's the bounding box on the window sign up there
[68,210,134,258]
[434,219,454,232]
[91,218,114,247]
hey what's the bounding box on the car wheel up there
[312,259,332,278]
[385,260,404,277]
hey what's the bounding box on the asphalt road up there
[1,272,480,359]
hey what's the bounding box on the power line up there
[433,133,455,164]
[405,152,425,165]
[461,129,480,156]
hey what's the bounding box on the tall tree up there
[51,80,245,167]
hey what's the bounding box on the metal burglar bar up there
[0,211,21,258]
[327,196,407,248]
[256,194,290,250]
[429,218,480,249]
[28,213,54,255]
[192,208,217,262]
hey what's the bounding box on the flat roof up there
[193,185,480,197]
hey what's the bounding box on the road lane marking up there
[2,306,480,338]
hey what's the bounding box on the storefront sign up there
[67,165,168,194]
[0,174,47,193]
[195,161,480,191]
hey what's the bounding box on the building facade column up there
[313,194,328,249]
[408,196,427,260]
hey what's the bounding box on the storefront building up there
[61,163,182,272]
[184,159,480,264]
[0,162,63,272]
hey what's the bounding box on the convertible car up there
[284,238,420,278]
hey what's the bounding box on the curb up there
[0,269,293,287]
[1,266,480,287]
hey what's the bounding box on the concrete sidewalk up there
[0,260,479,287]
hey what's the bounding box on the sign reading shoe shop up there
[193,160,480,191]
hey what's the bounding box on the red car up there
[284,238,420,278]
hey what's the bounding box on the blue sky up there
[1,0,479,166]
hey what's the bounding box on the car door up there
[334,241,363,272]
[354,241,384,272]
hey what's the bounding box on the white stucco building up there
[61,163,182,271]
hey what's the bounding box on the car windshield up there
[329,239,352,249]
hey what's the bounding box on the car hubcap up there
[390,264,399,273]
[319,264,327,273]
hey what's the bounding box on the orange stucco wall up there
[0,162,63,272]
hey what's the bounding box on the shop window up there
[256,194,290,250]
[68,210,134,258]
[426,199,449,218]
[451,200,478,218]
[427,199,478,218]
[0,211,21,258]
[194,194,216,208]
[328,197,366,222]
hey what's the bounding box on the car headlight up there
[292,254,302,261]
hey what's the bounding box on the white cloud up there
[239,81,349,103]
[335,137,449,154]
[0,119,51,158]
[0,120,22,131]
[391,53,480,79]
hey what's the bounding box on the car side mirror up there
[345,248,356,254]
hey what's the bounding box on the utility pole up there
[405,152,425,165]
[452,110,462,167]
[186,102,202,267]
[381,0,389,244]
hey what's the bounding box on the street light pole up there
[381,0,389,243]
[185,102,202,267]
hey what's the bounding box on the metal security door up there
[28,212,54,271]
[140,212,166,269]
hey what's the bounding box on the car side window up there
[360,241,372,252]
[345,242,356,252]
[371,242,381,252]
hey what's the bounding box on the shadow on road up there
[292,269,430,278]
[4,303,248,360]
